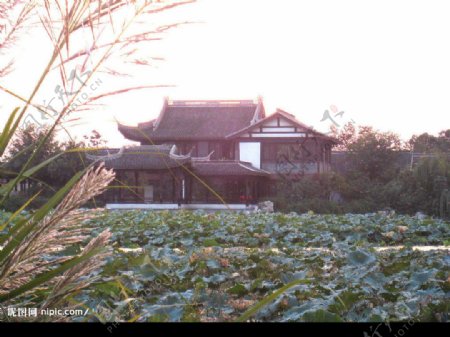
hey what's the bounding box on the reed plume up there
[0,163,115,314]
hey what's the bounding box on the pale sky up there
[1,0,449,147]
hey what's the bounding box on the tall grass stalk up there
[0,0,195,320]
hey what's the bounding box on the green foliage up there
[345,126,404,182]
[301,309,343,322]
[237,279,311,322]
[0,108,20,157]
[1,126,107,208]
[61,210,450,322]
[4,124,61,183]
[1,192,49,212]
[47,140,90,188]
[409,129,450,153]
[440,189,450,219]
[278,127,450,216]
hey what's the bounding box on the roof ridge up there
[250,96,264,124]
[168,99,256,106]
[275,108,314,130]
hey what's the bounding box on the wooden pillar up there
[172,176,176,203]
[187,175,192,204]
[117,171,122,202]
[134,171,139,202]
[245,179,250,206]
[316,141,321,174]
[175,170,182,205]
[113,172,118,202]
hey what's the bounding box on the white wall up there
[239,142,261,168]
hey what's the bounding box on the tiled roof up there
[118,99,263,142]
[192,160,270,176]
[87,145,189,170]
[86,146,269,176]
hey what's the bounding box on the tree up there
[330,122,357,151]
[336,125,404,182]
[5,124,62,189]
[408,129,450,153]
[5,126,109,190]
[49,131,108,188]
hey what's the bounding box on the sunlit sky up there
[1,0,450,147]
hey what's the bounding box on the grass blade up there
[0,247,102,303]
[0,152,65,202]
[0,169,86,265]
[0,107,20,157]
[236,279,311,322]
[0,190,41,232]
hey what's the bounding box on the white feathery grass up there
[0,164,115,308]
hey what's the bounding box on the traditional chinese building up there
[89,98,337,205]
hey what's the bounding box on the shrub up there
[1,193,48,212]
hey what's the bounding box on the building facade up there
[90,98,337,204]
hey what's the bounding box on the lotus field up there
[2,210,449,322]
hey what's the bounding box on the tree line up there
[0,124,107,210]
[275,124,450,217]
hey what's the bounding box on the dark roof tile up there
[118,100,260,142]
[192,160,270,176]
[87,145,189,170]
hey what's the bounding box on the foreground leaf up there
[236,279,310,322]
